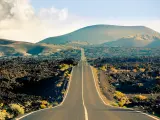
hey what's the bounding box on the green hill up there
[39,25,160,45]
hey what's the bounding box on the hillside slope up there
[39,25,160,45]
[0,39,66,57]
[102,35,160,47]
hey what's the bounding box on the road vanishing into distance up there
[16,49,158,120]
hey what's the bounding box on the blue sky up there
[31,0,160,20]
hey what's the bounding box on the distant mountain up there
[102,35,160,47]
[0,39,66,57]
[39,25,160,45]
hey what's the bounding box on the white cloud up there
[0,0,160,43]
[0,0,46,42]
[0,0,84,43]
[39,7,68,21]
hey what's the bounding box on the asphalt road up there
[17,60,157,120]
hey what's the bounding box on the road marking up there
[16,66,75,120]
[90,66,160,120]
[82,61,89,120]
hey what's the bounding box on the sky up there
[0,0,160,43]
[31,0,160,19]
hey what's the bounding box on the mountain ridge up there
[39,24,160,45]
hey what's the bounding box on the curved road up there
[16,50,158,120]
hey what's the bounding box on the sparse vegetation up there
[0,54,79,119]
[114,91,125,100]
[10,104,25,115]
[86,47,160,116]
[134,95,148,101]
[114,91,130,107]
[59,64,70,71]
[40,104,47,109]
[0,110,6,120]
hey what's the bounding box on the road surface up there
[17,50,158,120]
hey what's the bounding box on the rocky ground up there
[89,57,160,117]
[0,57,78,120]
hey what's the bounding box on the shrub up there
[39,100,50,109]
[100,66,106,71]
[114,91,130,107]
[24,101,32,107]
[40,104,46,109]
[0,103,4,108]
[134,95,147,101]
[61,89,66,94]
[40,100,49,105]
[114,91,125,100]
[64,71,69,77]
[59,64,69,71]
[0,110,13,120]
[139,68,145,72]
[110,67,118,73]
[137,83,144,87]
[118,101,125,107]
[119,97,130,107]
[132,69,137,73]
[0,110,6,120]
[10,104,24,115]
[56,82,63,87]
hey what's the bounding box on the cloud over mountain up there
[0,0,85,43]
